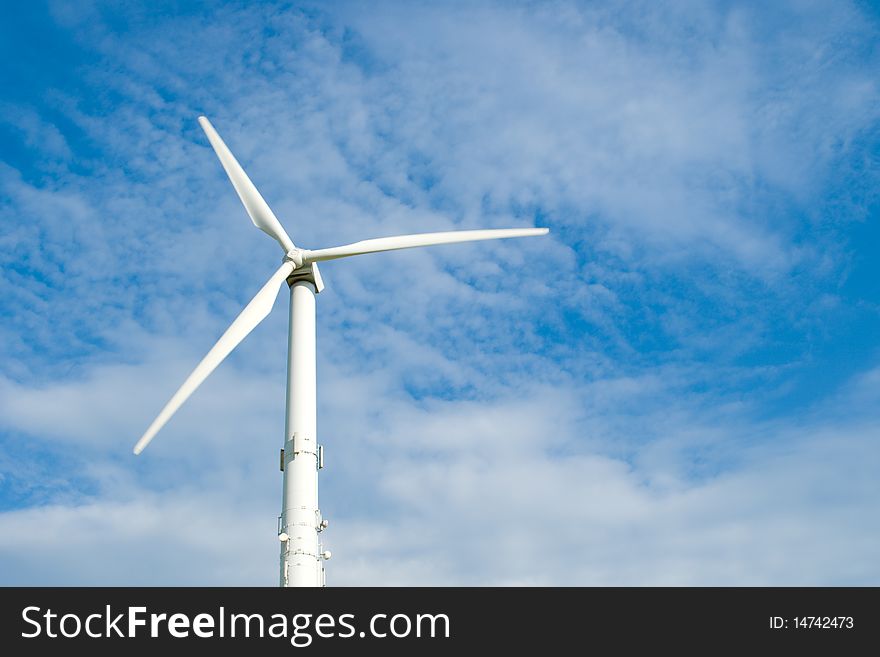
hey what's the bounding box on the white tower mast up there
[280,275,324,586]
[133,116,549,587]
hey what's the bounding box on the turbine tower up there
[133,116,549,587]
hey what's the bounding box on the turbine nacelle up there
[287,260,325,294]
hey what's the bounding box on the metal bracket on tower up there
[293,431,315,455]
[286,262,324,293]
[285,432,317,467]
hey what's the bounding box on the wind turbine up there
[133,116,549,587]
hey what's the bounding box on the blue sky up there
[1,0,879,584]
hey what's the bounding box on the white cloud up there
[1,364,877,585]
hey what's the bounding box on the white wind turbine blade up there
[198,116,296,254]
[303,227,549,262]
[133,260,295,455]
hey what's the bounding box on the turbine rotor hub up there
[284,248,306,269]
